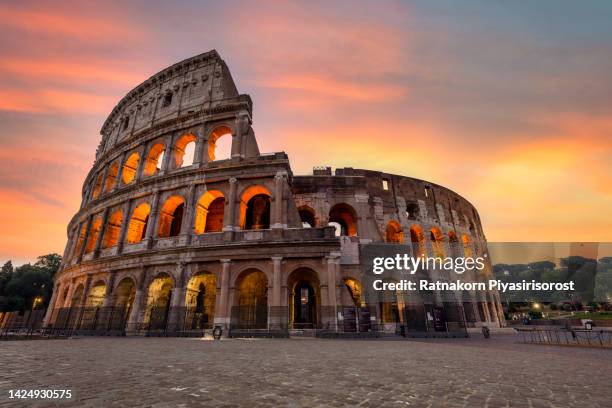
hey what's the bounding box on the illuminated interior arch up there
[379,279,405,324]
[234,269,268,329]
[144,273,173,328]
[104,161,119,193]
[461,234,473,257]
[84,216,102,253]
[173,133,197,168]
[430,227,445,258]
[113,278,136,328]
[102,210,123,248]
[185,272,217,329]
[157,195,185,238]
[208,125,232,161]
[126,203,150,244]
[194,190,225,234]
[385,220,403,243]
[143,143,165,177]
[121,152,140,184]
[85,281,106,307]
[239,185,272,230]
[328,203,358,237]
[343,278,364,307]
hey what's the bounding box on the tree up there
[0,254,61,312]
[5,264,53,311]
[0,260,13,293]
[34,253,62,279]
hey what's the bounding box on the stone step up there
[289,329,317,337]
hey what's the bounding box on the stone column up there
[145,191,161,248]
[114,151,127,191]
[180,184,197,243]
[63,281,75,308]
[126,289,144,333]
[214,259,231,330]
[272,172,286,229]
[102,273,116,308]
[93,207,110,258]
[81,276,93,308]
[116,200,132,254]
[160,134,175,174]
[326,253,340,330]
[271,257,283,329]
[167,286,185,333]
[193,128,207,166]
[167,262,188,332]
[231,114,249,159]
[135,146,147,182]
[42,282,60,327]
[223,178,238,231]
[77,215,93,263]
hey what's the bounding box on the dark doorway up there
[292,282,316,328]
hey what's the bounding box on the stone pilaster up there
[223,178,238,231]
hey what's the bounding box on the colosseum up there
[44,50,504,338]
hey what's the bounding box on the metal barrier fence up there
[515,327,612,348]
[3,302,469,339]
[0,310,50,339]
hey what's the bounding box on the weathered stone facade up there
[44,51,504,336]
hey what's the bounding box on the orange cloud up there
[0,7,143,41]
[0,88,116,114]
[0,58,144,88]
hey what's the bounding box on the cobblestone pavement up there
[0,334,610,407]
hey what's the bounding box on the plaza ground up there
[1,333,610,407]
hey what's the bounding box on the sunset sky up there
[1,1,611,264]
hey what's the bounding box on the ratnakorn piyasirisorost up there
[44,51,504,338]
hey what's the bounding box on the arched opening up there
[102,210,123,248]
[185,273,217,330]
[385,220,403,243]
[410,225,425,257]
[328,203,358,237]
[233,270,268,329]
[121,152,140,185]
[194,190,225,234]
[91,172,103,200]
[85,281,106,308]
[157,196,185,238]
[70,284,84,307]
[379,279,404,325]
[73,223,87,258]
[173,133,197,168]
[143,143,165,177]
[126,203,150,244]
[208,125,232,161]
[343,278,364,307]
[144,274,173,330]
[462,234,473,257]
[239,185,272,230]
[80,280,107,329]
[288,268,321,329]
[405,200,419,220]
[84,216,102,253]
[113,278,135,330]
[298,206,316,228]
[430,227,445,258]
[104,162,119,193]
